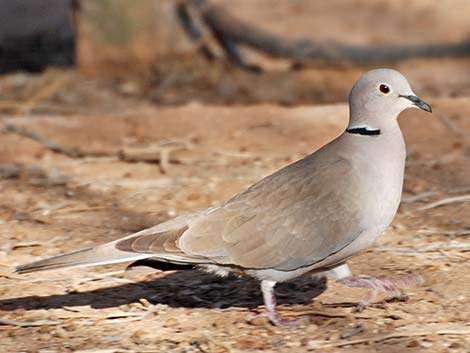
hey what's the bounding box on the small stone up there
[233,338,266,350]
[37,326,51,334]
[63,323,78,332]
[51,328,67,339]
[39,333,52,341]
[131,330,147,339]
[449,342,462,349]
[163,317,179,328]
[31,248,42,256]
[300,337,310,346]
[187,193,202,201]
[312,301,323,310]
[13,309,26,316]
[248,316,270,326]
[139,298,152,308]
[407,340,420,348]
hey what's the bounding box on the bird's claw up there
[248,310,309,328]
[339,273,424,310]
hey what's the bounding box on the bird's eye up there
[379,84,390,94]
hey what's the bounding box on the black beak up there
[400,95,432,113]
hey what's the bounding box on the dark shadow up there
[0,270,327,311]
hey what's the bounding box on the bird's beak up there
[400,95,432,113]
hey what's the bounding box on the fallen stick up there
[373,241,469,253]
[418,194,470,211]
[281,308,372,320]
[0,318,64,327]
[2,123,191,172]
[181,0,470,68]
[2,123,83,158]
[308,328,470,349]
[14,71,72,116]
[401,191,439,203]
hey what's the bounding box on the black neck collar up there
[346,127,381,136]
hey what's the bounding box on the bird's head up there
[348,69,431,131]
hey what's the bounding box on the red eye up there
[379,84,390,94]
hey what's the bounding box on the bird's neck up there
[347,115,401,136]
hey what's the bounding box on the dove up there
[15,69,431,326]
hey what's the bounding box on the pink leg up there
[339,274,424,310]
[258,280,308,327]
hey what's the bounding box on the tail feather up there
[15,244,150,274]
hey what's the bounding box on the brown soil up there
[0,1,469,352]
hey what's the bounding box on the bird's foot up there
[338,273,424,311]
[257,279,309,327]
[248,310,308,328]
[267,311,309,328]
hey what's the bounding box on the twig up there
[0,165,23,179]
[202,333,238,353]
[417,194,470,211]
[180,0,470,67]
[2,122,83,157]
[175,0,221,61]
[282,308,372,319]
[119,140,193,173]
[14,71,71,116]
[2,122,192,172]
[341,323,365,339]
[176,0,260,72]
[449,185,470,194]
[415,227,470,237]
[57,311,145,320]
[401,191,438,203]
[436,114,465,137]
[308,328,470,349]
[373,241,469,253]
[0,318,63,327]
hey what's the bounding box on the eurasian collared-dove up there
[15,69,431,326]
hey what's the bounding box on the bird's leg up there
[257,280,308,327]
[338,274,424,310]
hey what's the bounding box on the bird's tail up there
[15,243,150,274]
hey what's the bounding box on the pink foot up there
[258,280,309,327]
[339,274,424,310]
[248,310,308,328]
[266,313,308,328]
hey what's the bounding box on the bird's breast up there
[354,135,406,232]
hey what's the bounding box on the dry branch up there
[401,191,439,204]
[0,318,63,327]
[179,0,470,69]
[118,140,192,173]
[176,0,261,71]
[2,123,83,158]
[13,71,71,116]
[418,194,470,211]
[2,122,191,172]
[308,328,470,349]
[373,241,469,254]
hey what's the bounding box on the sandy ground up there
[0,94,469,352]
[0,1,469,352]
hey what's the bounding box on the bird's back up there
[179,133,391,272]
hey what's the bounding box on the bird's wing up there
[23,141,366,274]
[177,151,367,271]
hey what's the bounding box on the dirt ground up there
[0,1,469,353]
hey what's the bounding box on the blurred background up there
[0,0,469,110]
[0,1,469,352]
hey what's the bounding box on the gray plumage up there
[15,69,431,326]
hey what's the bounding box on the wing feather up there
[180,149,366,271]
